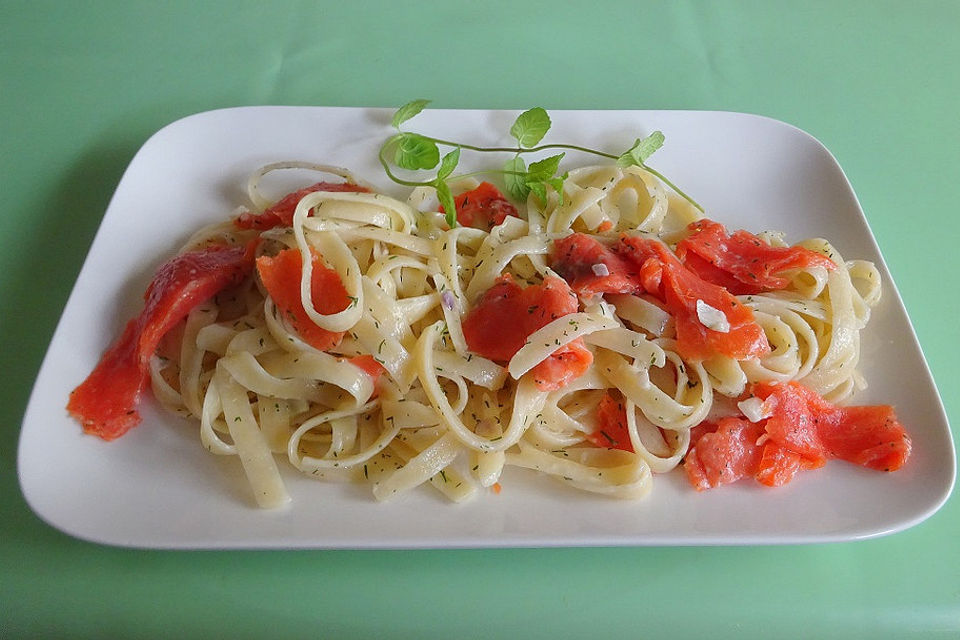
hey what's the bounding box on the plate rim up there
[17,105,956,549]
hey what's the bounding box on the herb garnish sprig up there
[378,100,702,228]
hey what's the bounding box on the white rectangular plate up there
[18,107,955,548]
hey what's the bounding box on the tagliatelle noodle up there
[142,162,884,506]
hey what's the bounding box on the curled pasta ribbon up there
[215,365,291,509]
[288,401,395,473]
[595,347,711,431]
[136,161,887,507]
[293,217,363,333]
[791,239,874,402]
[521,371,606,450]
[415,321,547,452]
[624,399,690,474]
[740,298,820,385]
[508,312,620,380]
[506,440,652,499]
[246,162,364,212]
[372,432,463,501]
[465,235,550,303]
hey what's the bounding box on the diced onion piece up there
[737,396,773,423]
[696,299,730,333]
[591,263,610,276]
[440,290,457,310]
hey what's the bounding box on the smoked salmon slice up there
[682,381,911,490]
[550,232,770,362]
[441,182,518,231]
[550,233,640,296]
[676,219,836,295]
[461,274,591,390]
[753,381,911,473]
[255,247,350,351]
[67,243,255,440]
[615,235,770,361]
[585,391,634,451]
[234,182,370,231]
[684,417,767,491]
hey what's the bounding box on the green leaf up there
[392,99,431,129]
[503,156,529,202]
[510,107,551,148]
[617,131,665,167]
[526,153,565,182]
[394,133,440,170]
[547,173,568,204]
[435,180,458,228]
[633,131,665,162]
[437,147,460,180]
[528,181,548,205]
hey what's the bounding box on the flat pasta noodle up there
[92,160,889,506]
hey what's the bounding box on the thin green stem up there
[641,164,704,212]
[448,169,527,181]
[383,129,703,213]
[378,137,435,188]
[423,134,618,160]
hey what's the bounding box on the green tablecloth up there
[3,1,957,637]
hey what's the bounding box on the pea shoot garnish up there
[379,100,703,229]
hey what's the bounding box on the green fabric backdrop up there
[2,1,957,637]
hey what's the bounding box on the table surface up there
[2,1,958,637]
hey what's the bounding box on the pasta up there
[71,157,908,508]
